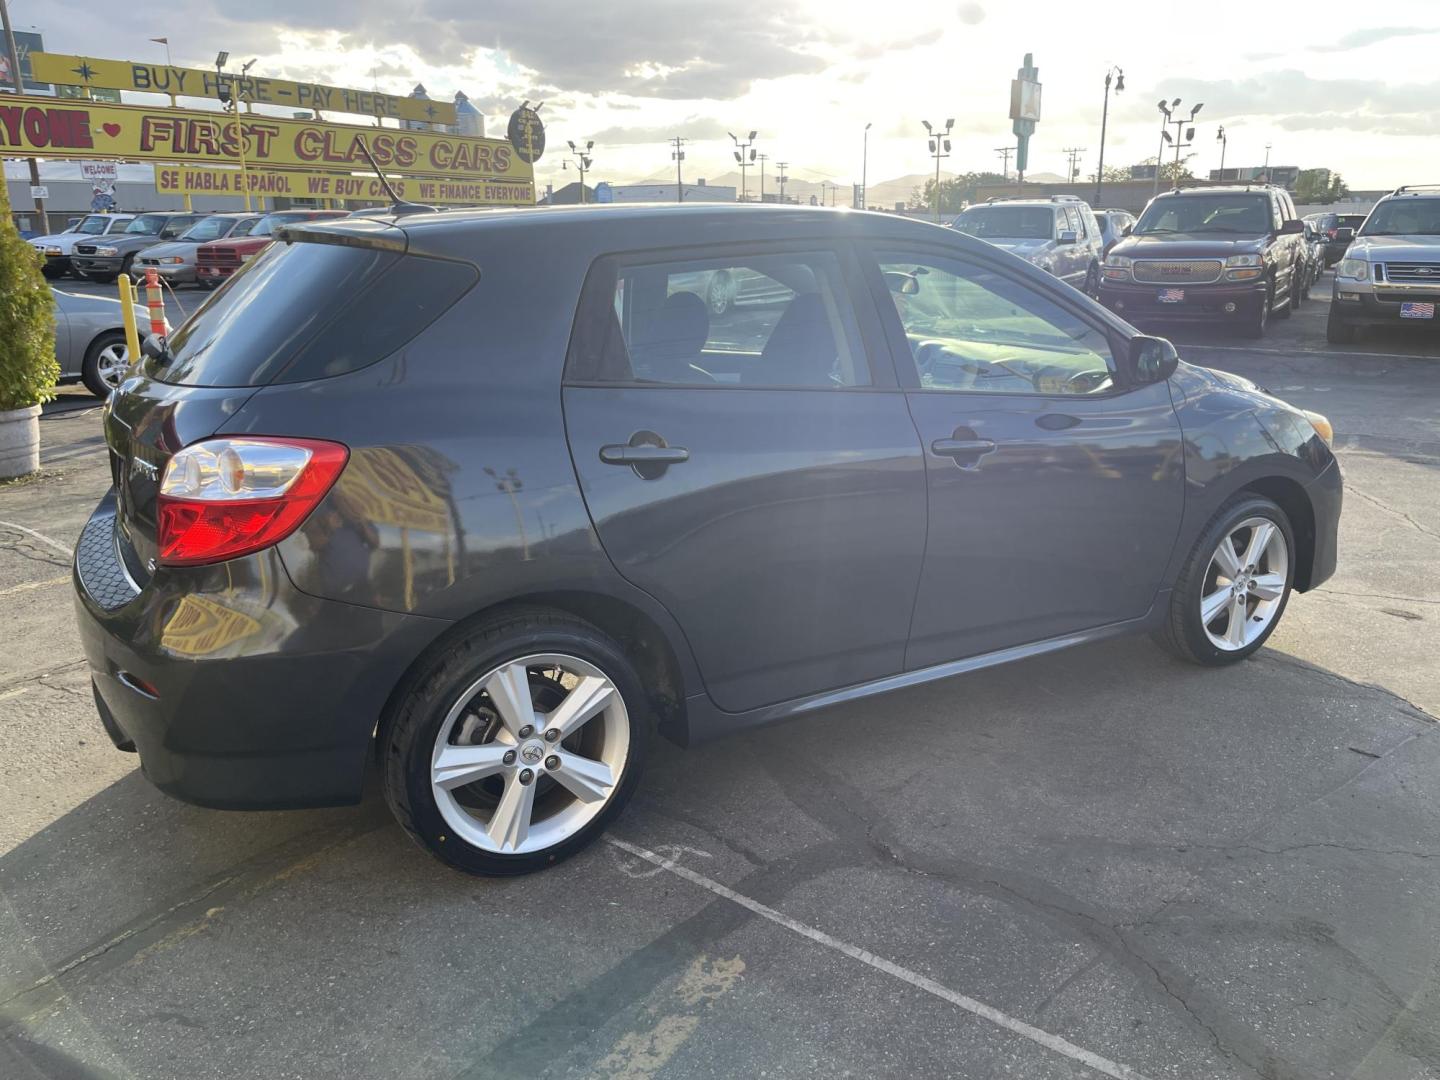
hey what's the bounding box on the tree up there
[915,171,1010,214]
[0,181,57,414]
[1089,165,1131,184]
[1295,169,1349,203]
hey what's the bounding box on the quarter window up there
[569,250,869,388]
[878,253,1117,396]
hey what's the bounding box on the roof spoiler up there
[274,218,408,253]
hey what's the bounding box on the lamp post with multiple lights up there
[1155,98,1203,194]
[922,118,954,224]
[730,130,757,201]
[215,52,256,212]
[564,140,594,202]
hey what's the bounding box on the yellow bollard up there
[117,274,142,367]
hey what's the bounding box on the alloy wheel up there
[1200,517,1288,652]
[429,653,630,855]
[95,342,130,389]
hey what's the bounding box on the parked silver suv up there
[953,195,1106,296]
[1328,186,1440,343]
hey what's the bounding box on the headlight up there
[1336,258,1369,281]
[1302,410,1333,447]
[1102,255,1132,281]
[159,257,184,264]
[93,245,119,256]
[1225,254,1263,268]
[44,246,62,255]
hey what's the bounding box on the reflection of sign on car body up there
[28,52,457,126]
[0,97,531,183]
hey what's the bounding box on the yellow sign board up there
[29,52,457,126]
[155,164,534,206]
[0,96,529,182]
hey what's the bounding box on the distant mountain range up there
[606,168,1070,207]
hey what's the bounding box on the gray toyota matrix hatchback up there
[74,205,1341,875]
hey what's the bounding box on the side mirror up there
[1057,230,1078,244]
[1279,219,1305,235]
[1121,225,1133,236]
[1334,227,1355,243]
[1129,336,1179,385]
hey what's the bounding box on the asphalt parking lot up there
[4,273,1440,1080]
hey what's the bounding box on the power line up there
[1062,146,1087,183]
[994,145,1014,181]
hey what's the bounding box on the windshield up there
[74,216,111,235]
[230,217,261,238]
[250,213,309,237]
[1357,203,1440,236]
[1135,194,1272,234]
[123,214,168,236]
[178,217,238,242]
[955,207,1054,240]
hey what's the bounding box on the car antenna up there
[350,134,430,215]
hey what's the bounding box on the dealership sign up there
[28,52,456,126]
[155,165,534,205]
[0,97,531,182]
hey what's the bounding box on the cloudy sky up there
[16,0,1440,195]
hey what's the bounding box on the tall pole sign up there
[1009,53,1041,189]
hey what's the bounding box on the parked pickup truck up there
[1098,185,1309,338]
[194,209,349,287]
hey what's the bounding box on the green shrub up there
[0,180,58,411]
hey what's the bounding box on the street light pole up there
[757,153,768,202]
[861,121,872,209]
[1094,65,1124,206]
[1215,125,1227,182]
[1263,142,1272,184]
[729,130,757,202]
[565,140,594,203]
[923,118,954,224]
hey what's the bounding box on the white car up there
[30,214,136,280]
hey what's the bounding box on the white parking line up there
[605,837,1157,1080]
[0,520,73,557]
[1181,342,1437,362]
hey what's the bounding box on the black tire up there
[1326,305,1358,344]
[40,264,62,280]
[80,330,128,399]
[1154,494,1295,666]
[1240,287,1272,338]
[382,606,651,876]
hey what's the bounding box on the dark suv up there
[74,205,1341,875]
[71,212,206,284]
[1099,186,1308,337]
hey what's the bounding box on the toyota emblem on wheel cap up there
[520,743,544,765]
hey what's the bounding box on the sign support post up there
[1009,53,1041,192]
[0,0,45,223]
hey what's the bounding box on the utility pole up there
[0,0,45,225]
[1094,65,1124,206]
[1062,147,1087,184]
[670,136,686,202]
[757,153,768,202]
[776,161,789,204]
[860,121,872,209]
[565,140,594,203]
[729,130,757,201]
[923,119,954,223]
[994,145,1013,181]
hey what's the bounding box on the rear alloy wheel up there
[383,609,649,875]
[81,331,130,398]
[1156,495,1294,665]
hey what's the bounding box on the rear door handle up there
[599,445,690,466]
[931,437,997,469]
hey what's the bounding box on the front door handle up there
[599,444,690,466]
[931,437,997,469]
[600,431,689,480]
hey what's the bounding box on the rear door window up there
[568,248,870,388]
[145,241,477,386]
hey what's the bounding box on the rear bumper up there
[73,493,448,810]
[42,254,73,273]
[195,264,239,281]
[1099,279,1267,325]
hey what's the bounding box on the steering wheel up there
[1064,369,1112,394]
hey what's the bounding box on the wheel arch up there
[374,589,696,759]
[1239,475,1317,591]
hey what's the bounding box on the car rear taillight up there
[157,437,348,566]
[1326,228,1337,239]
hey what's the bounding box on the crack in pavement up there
[1346,484,1440,546]
[1255,652,1438,724]
[0,659,87,696]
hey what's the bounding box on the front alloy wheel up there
[81,332,130,398]
[383,608,649,875]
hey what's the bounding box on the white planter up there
[0,404,42,479]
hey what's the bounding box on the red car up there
[195,209,348,287]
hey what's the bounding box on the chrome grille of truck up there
[1382,262,1440,285]
[1132,259,1224,284]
